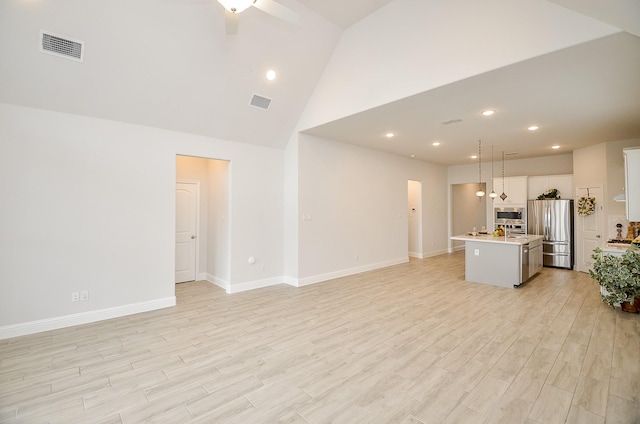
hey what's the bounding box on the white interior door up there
[576,185,603,273]
[175,182,198,283]
[408,180,422,258]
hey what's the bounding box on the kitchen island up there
[450,234,544,288]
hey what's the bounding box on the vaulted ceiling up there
[1,0,639,165]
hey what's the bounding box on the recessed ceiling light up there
[482,110,495,116]
[410,154,416,158]
[552,145,560,149]
[470,155,478,159]
[527,125,539,131]
[385,132,395,138]
[432,141,441,146]
[266,70,276,81]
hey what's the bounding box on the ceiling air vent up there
[249,94,272,110]
[40,31,84,62]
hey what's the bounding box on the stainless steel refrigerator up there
[527,199,574,269]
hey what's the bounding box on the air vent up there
[40,31,84,62]
[249,94,272,110]
[441,118,463,125]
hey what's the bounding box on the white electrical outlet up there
[474,249,480,256]
[80,290,89,301]
[71,292,79,302]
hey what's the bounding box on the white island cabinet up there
[450,234,544,288]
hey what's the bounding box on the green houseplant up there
[590,248,640,312]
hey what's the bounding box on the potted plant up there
[590,248,640,313]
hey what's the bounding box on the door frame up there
[575,185,604,273]
[176,180,200,283]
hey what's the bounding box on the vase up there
[620,297,640,313]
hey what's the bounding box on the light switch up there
[474,249,480,256]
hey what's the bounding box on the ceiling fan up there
[216,0,299,34]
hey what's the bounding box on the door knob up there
[191,235,196,239]
[596,235,601,238]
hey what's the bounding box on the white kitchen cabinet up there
[529,242,543,278]
[528,174,573,200]
[493,176,528,205]
[625,148,640,220]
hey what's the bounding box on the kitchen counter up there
[450,234,544,288]
[451,234,544,245]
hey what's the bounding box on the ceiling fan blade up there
[225,9,239,35]
[252,0,299,24]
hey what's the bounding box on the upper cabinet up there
[528,175,574,200]
[624,148,640,220]
[492,176,528,205]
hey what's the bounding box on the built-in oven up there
[495,207,526,234]
[495,207,525,224]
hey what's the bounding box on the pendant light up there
[476,140,485,198]
[489,145,497,200]
[500,151,508,201]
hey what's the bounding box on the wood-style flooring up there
[1,252,639,423]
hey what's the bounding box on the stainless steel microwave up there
[495,207,525,224]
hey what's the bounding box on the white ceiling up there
[303,32,640,166]
[1,0,639,166]
[295,0,392,29]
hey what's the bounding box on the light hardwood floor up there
[1,252,639,423]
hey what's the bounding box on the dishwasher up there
[520,238,543,285]
[520,243,529,285]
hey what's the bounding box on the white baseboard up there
[291,257,408,288]
[206,273,285,294]
[421,249,449,258]
[226,276,286,294]
[0,297,176,340]
[206,273,230,292]
[408,251,424,259]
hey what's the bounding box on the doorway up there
[408,180,423,258]
[176,155,230,286]
[451,183,487,251]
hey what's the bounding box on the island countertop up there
[450,234,544,245]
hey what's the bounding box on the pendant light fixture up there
[500,151,508,201]
[476,140,485,198]
[489,145,497,200]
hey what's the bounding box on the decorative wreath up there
[577,196,596,216]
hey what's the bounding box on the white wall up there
[295,134,447,284]
[207,159,230,286]
[0,104,284,336]
[299,0,619,130]
[283,137,299,283]
[447,153,573,185]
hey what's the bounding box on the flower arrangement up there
[577,196,596,216]
[590,247,640,311]
[536,188,560,200]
